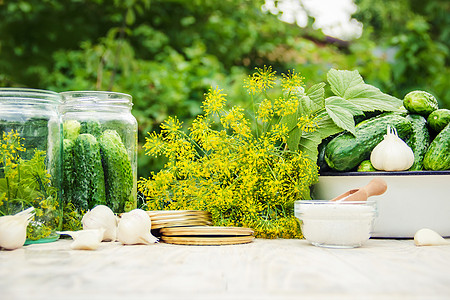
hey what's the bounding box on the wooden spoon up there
[330,178,387,202]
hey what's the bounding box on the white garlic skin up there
[414,228,450,246]
[0,207,34,250]
[58,229,104,250]
[370,126,415,171]
[82,205,117,242]
[117,209,158,245]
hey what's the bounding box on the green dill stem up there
[250,94,259,138]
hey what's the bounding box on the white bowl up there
[311,171,450,238]
[295,200,377,248]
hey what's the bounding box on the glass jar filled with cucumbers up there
[60,91,138,218]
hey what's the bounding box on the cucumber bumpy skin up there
[403,90,438,117]
[62,139,75,204]
[324,113,413,172]
[423,122,450,171]
[406,114,430,171]
[99,130,133,213]
[73,133,107,210]
[427,109,450,133]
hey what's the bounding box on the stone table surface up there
[1,238,450,300]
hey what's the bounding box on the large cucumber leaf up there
[325,96,363,135]
[327,68,403,112]
[298,111,343,160]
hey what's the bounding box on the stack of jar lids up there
[146,210,254,245]
[160,226,255,245]
[146,210,212,229]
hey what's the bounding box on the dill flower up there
[161,116,183,140]
[139,67,319,239]
[256,98,274,123]
[281,69,305,94]
[244,65,277,94]
[202,86,227,116]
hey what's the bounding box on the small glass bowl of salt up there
[294,200,377,248]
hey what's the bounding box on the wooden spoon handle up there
[360,178,387,197]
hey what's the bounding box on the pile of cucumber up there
[62,120,134,213]
[323,91,450,172]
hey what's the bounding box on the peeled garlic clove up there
[0,207,35,250]
[414,228,450,246]
[58,229,104,250]
[82,205,117,242]
[117,212,158,245]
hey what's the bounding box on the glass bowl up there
[294,200,377,248]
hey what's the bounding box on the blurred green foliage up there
[0,0,448,177]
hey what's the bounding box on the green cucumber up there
[62,139,75,204]
[99,130,134,213]
[357,160,376,172]
[73,133,107,210]
[403,90,438,116]
[427,109,450,133]
[325,113,413,171]
[406,114,430,171]
[423,122,450,171]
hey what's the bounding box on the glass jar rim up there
[61,90,131,102]
[0,88,61,103]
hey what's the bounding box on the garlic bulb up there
[0,207,35,250]
[58,229,105,250]
[82,205,117,241]
[370,125,415,171]
[117,209,158,245]
[414,228,450,246]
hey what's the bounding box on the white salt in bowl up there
[294,200,377,248]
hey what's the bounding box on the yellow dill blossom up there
[143,132,165,156]
[273,96,299,117]
[267,123,289,143]
[202,86,227,116]
[244,65,276,94]
[281,69,305,93]
[297,114,320,133]
[161,116,183,140]
[256,98,274,123]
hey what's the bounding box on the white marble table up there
[1,238,450,300]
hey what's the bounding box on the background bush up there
[0,0,448,177]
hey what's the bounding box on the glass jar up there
[0,88,62,243]
[60,91,137,216]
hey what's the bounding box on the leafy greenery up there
[0,130,61,240]
[282,69,403,161]
[0,0,447,178]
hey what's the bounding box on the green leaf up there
[344,84,403,111]
[298,111,343,161]
[302,82,325,114]
[285,82,326,151]
[327,68,403,112]
[325,96,363,134]
[327,69,364,98]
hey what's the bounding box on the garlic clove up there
[82,205,117,242]
[414,228,450,246]
[0,207,35,250]
[117,211,158,245]
[58,229,105,250]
